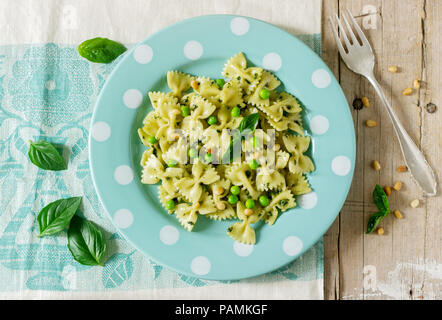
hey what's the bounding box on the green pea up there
[166,199,175,210]
[231,106,241,117]
[245,199,255,209]
[259,195,270,207]
[230,185,240,195]
[216,78,225,89]
[168,159,178,167]
[259,88,270,100]
[228,195,238,205]
[181,105,190,117]
[207,116,218,125]
[188,148,198,158]
[204,153,212,163]
[147,136,157,144]
[249,159,259,170]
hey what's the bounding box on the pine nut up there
[413,79,421,89]
[393,181,402,191]
[214,187,224,195]
[377,227,384,235]
[216,202,226,210]
[244,208,254,216]
[191,80,199,90]
[393,210,403,219]
[396,165,408,172]
[366,120,377,127]
[383,186,391,196]
[362,96,370,107]
[402,87,413,96]
[372,160,381,171]
[388,65,398,73]
[410,199,420,208]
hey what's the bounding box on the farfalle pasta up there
[138,52,314,244]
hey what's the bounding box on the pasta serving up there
[138,52,314,244]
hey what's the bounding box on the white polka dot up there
[183,40,203,60]
[91,121,111,142]
[230,17,250,36]
[262,53,282,72]
[123,89,143,109]
[297,192,318,209]
[45,80,56,90]
[113,209,134,229]
[283,236,303,256]
[133,44,153,64]
[331,155,352,176]
[310,115,329,135]
[233,241,254,257]
[114,165,133,185]
[312,69,331,88]
[190,256,211,275]
[160,225,179,245]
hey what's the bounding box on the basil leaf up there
[373,184,389,213]
[37,197,82,237]
[238,113,260,132]
[78,37,126,63]
[222,113,260,162]
[67,215,107,266]
[28,140,67,171]
[366,211,385,234]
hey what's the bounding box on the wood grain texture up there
[322,0,441,300]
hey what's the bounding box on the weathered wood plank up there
[321,0,341,301]
[322,0,441,300]
[420,0,442,300]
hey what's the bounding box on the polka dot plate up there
[89,15,355,280]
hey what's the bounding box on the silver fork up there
[329,9,437,196]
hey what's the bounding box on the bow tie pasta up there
[138,52,314,244]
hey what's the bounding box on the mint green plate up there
[89,15,355,280]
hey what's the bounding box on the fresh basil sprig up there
[78,37,126,63]
[68,215,107,266]
[238,112,260,132]
[222,113,260,163]
[366,184,390,233]
[28,140,67,171]
[37,197,82,237]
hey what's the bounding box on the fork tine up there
[341,11,359,45]
[346,8,371,46]
[334,14,352,49]
[328,16,347,57]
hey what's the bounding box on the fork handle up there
[365,73,437,196]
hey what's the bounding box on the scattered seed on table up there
[413,79,421,89]
[397,165,408,172]
[353,98,363,110]
[425,103,437,113]
[383,186,392,196]
[403,87,413,96]
[366,120,377,127]
[410,199,420,208]
[393,181,402,191]
[393,209,403,219]
[372,160,381,171]
[362,96,370,107]
[388,65,398,73]
[377,227,384,235]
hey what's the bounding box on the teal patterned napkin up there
[0,0,323,299]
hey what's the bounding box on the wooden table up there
[322,0,441,300]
